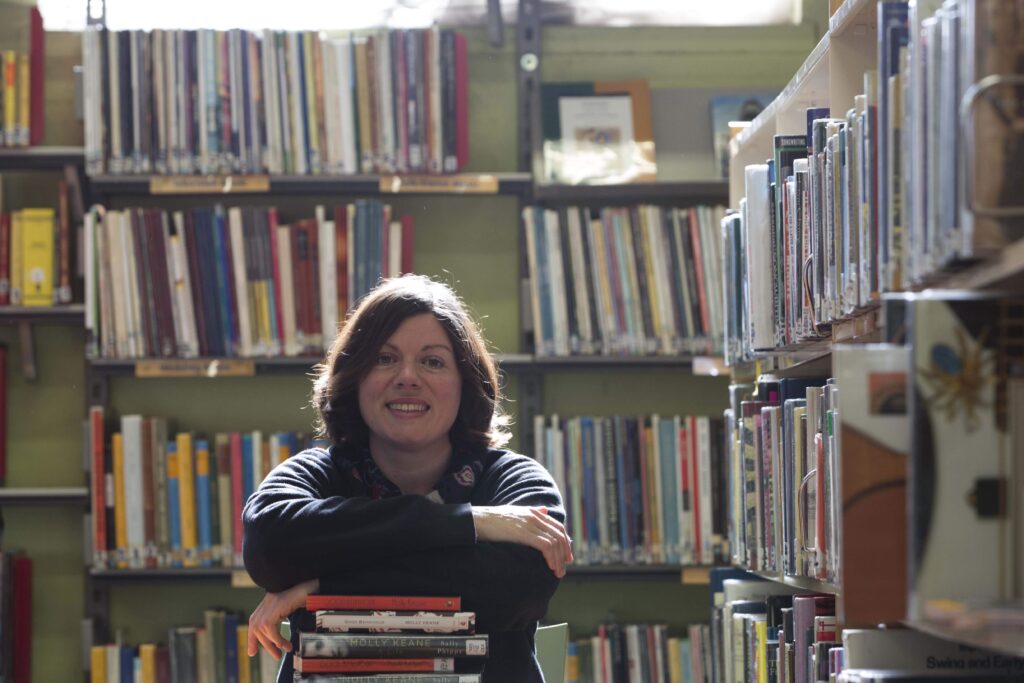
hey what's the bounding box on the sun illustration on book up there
[918,325,993,433]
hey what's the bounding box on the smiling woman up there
[241,274,573,683]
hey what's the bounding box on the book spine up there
[315,611,475,634]
[306,596,461,612]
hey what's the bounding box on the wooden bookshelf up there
[0,487,89,505]
[751,570,840,597]
[0,146,84,170]
[531,180,729,205]
[88,172,533,198]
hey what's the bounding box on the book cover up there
[294,658,456,674]
[298,633,488,659]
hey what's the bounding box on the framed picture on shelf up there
[709,91,777,178]
[541,79,657,185]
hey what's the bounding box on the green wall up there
[2,17,818,681]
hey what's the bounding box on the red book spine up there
[333,206,349,319]
[636,417,651,562]
[295,658,451,674]
[90,405,106,567]
[454,33,468,170]
[28,8,44,146]
[306,220,321,347]
[306,595,461,612]
[11,554,32,683]
[400,214,414,275]
[0,211,9,306]
[230,431,244,565]
[266,208,284,354]
[57,181,71,303]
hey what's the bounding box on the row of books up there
[292,594,486,681]
[533,414,727,567]
[723,1,1024,362]
[87,407,324,570]
[726,291,1021,628]
[567,623,710,683]
[81,27,469,177]
[90,610,277,683]
[0,7,43,148]
[0,551,31,683]
[0,176,76,307]
[524,205,725,358]
[84,201,413,360]
[708,568,1024,683]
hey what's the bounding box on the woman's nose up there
[394,360,420,386]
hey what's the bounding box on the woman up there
[243,274,573,682]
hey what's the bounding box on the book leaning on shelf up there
[523,204,726,358]
[83,200,413,359]
[86,406,325,570]
[534,413,728,567]
[293,594,485,682]
[81,27,469,176]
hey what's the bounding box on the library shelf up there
[937,239,1024,292]
[0,487,89,505]
[828,0,878,38]
[0,146,85,170]
[90,568,241,581]
[531,180,729,206]
[565,565,704,582]
[87,172,533,198]
[751,569,840,596]
[905,613,1024,658]
[0,304,85,324]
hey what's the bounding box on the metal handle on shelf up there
[960,74,1024,219]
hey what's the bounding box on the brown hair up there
[312,275,510,450]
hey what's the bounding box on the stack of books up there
[294,594,488,682]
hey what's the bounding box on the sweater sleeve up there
[242,448,477,593]
[318,453,565,632]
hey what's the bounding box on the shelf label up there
[379,174,499,194]
[150,175,270,194]
[681,566,711,585]
[135,359,257,378]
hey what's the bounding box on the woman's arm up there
[242,449,476,592]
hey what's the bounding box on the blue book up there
[579,416,597,564]
[533,207,556,357]
[805,107,830,154]
[195,439,213,567]
[224,612,240,683]
[611,417,630,562]
[877,1,910,279]
[120,646,134,683]
[198,209,226,357]
[213,205,239,356]
[658,417,680,564]
[166,441,183,568]
[296,34,312,174]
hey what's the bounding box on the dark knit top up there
[242,444,564,682]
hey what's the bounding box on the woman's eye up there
[376,352,396,365]
[423,356,445,369]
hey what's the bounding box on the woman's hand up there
[247,577,319,660]
[472,506,573,577]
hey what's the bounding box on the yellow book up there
[90,645,106,683]
[666,637,682,683]
[176,432,198,567]
[353,38,372,173]
[16,52,28,146]
[9,210,22,305]
[755,619,768,683]
[139,643,157,683]
[302,32,320,173]
[19,207,55,307]
[3,51,15,143]
[113,432,127,569]
[237,625,251,683]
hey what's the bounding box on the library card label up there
[150,175,271,194]
[135,359,256,378]
[379,174,499,194]
[466,639,487,656]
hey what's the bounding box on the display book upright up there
[720,0,1024,676]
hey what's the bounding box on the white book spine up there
[276,225,299,356]
[121,415,145,569]
[228,207,253,357]
[318,207,337,352]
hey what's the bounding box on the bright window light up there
[39,0,798,31]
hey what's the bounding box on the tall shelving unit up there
[726,0,1024,659]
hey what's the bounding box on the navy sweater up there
[242,445,564,682]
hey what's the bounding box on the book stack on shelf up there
[567,622,709,683]
[0,6,44,149]
[81,27,469,177]
[88,407,323,571]
[89,608,278,682]
[534,413,727,567]
[0,174,78,308]
[84,200,412,359]
[294,594,487,682]
[524,204,725,358]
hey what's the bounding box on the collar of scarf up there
[337,443,488,504]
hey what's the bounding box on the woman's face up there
[358,313,463,457]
